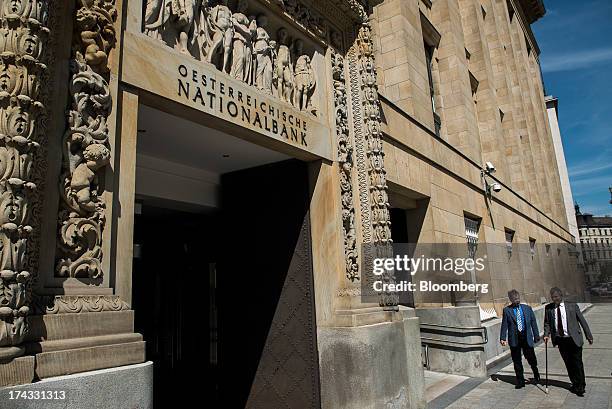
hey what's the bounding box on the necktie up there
[517,306,523,332]
[557,305,564,336]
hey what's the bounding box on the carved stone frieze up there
[143,0,318,115]
[55,0,116,280]
[0,0,51,348]
[33,294,129,314]
[333,51,358,282]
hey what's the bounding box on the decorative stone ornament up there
[55,0,117,280]
[33,294,129,314]
[143,0,318,114]
[0,0,50,349]
[355,22,397,307]
[333,51,359,282]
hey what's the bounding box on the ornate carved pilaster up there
[0,0,50,351]
[348,21,397,308]
[332,51,359,282]
[55,0,117,280]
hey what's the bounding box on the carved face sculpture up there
[19,32,40,58]
[5,0,26,16]
[293,38,303,56]
[83,143,110,171]
[277,27,288,45]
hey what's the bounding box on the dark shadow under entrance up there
[132,159,320,408]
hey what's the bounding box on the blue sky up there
[532,0,612,216]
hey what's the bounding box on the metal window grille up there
[465,217,480,259]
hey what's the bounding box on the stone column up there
[0,0,52,385]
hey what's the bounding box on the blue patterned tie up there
[517,306,523,332]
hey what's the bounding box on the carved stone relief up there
[356,23,391,246]
[0,0,50,348]
[143,0,318,115]
[55,0,117,280]
[346,21,397,307]
[33,294,128,314]
[333,51,358,282]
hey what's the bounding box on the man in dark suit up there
[500,289,541,388]
[543,287,593,396]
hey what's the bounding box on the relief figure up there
[294,54,315,113]
[253,15,275,94]
[229,0,256,84]
[274,28,293,104]
[206,0,233,72]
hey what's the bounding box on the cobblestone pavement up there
[429,304,612,409]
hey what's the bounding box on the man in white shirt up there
[543,287,593,396]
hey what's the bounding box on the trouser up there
[510,331,539,383]
[557,336,585,389]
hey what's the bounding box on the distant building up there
[576,205,612,284]
[546,96,580,242]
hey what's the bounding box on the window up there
[529,238,536,257]
[505,229,515,258]
[424,44,441,136]
[465,216,480,259]
[545,244,551,256]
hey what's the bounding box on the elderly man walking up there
[500,289,541,388]
[543,287,593,396]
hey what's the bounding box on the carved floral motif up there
[144,0,317,115]
[55,0,116,280]
[0,0,50,347]
[33,294,129,314]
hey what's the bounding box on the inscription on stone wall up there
[177,63,308,147]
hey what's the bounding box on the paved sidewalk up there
[428,303,612,409]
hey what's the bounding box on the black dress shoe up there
[533,373,541,384]
[515,382,525,389]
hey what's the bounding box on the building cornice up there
[518,0,546,24]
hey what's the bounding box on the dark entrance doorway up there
[132,159,321,408]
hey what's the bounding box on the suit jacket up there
[500,303,539,348]
[543,301,592,347]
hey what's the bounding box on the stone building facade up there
[577,209,612,285]
[0,0,584,407]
